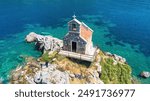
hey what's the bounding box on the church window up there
[72,24,77,31]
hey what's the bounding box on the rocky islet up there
[10,32,134,84]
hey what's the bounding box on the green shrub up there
[100,58,132,84]
[41,51,58,62]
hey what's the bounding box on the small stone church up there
[63,15,95,56]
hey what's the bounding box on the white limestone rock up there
[96,64,102,73]
[25,32,37,42]
[140,71,150,78]
[26,32,63,52]
[86,69,104,84]
[32,64,69,84]
[113,54,120,61]
[25,75,35,84]
[113,59,118,65]
[113,54,126,63]
[34,71,42,84]
[69,73,75,78]
[104,52,126,63]
[105,52,113,56]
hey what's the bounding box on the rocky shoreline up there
[10,32,135,84]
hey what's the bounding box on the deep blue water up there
[0,0,150,83]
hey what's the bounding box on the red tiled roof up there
[80,23,93,42]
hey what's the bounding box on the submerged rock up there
[0,77,4,84]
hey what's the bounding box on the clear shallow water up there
[0,0,150,83]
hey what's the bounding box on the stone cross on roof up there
[72,14,76,19]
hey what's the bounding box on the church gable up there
[68,16,93,42]
[68,19,80,33]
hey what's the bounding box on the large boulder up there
[140,71,150,78]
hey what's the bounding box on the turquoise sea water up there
[0,0,150,83]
